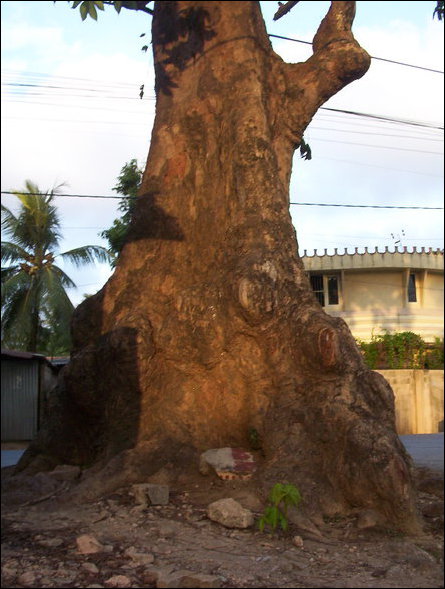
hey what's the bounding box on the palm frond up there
[1,281,37,349]
[60,245,113,267]
[9,181,65,251]
[1,241,30,265]
[39,265,76,299]
[46,264,77,290]
[1,203,19,236]
[1,265,21,285]
[1,268,31,302]
[40,266,75,320]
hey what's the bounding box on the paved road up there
[2,450,25,468]
[399,433,444,472]
[2,434,443,471]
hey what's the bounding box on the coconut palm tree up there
[1,180,112,353]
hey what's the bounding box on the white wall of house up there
[378,369,444,435]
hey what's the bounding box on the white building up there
[302,246,444,343]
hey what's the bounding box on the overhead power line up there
[319,107,444,131]
[1,191,442,210]
[3,80,442,132]
[289,202,443,210]
[1,191,122,200]
[267,34,445,74]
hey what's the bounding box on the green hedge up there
[357,332,444,370]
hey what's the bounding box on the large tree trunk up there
[17,1,421,533]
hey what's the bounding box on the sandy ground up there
[1,462,443,589]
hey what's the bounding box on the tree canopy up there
[100,159,143,267]
[1,181,112,354]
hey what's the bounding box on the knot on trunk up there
[236,260,279,324]
[317,326,339,368]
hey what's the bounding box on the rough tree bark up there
[17,1,421,533]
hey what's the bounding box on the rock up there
[405,549,437,571]
[82,562,100,574]
[130,483,169,506]
[47,464,81,481]
[207,498,254,528]
[37,536,64,548]
[124,546,155,566]
[417,477,444,497]
[76,534,105,554]
[104,575,133,587]
[292,535,304,548]
[385,564,405,578]
[17,571,37,586]
[421,500,444,518]
[140,570,159,586]
[147,483,170,505]
[199,448,256,480]
[287,510,323,537]
[156,569,221,588]
[1,560,19,577]
[157,521,177,538]
[130,484,149,507]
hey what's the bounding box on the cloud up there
[1,23,65,52]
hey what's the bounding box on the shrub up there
[357,331,444,370]
[258,483,302,533]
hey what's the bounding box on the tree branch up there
[312,0,357,52]
[103,1,154,15]
[274,1,370,150]
[295,1,369,93]
[273,1,301,21]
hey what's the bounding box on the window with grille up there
[310,274,340,307]
[327,276,339,305]
[310,274,325,306]
[407,273,417,303]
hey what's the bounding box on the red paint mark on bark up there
[164,153,188,186]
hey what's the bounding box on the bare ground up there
[1,464,443,589]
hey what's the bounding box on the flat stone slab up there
[131,483,169,506]
[207,498,254,529]
[199,448,257,480]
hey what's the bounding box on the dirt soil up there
[1,464,443,589]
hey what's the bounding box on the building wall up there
[327,268,443,341]
[1,352,59,442]
[378,369,444,435]
[332,309,443,342]
[424,272,445,313]
[343,270,403,311]
[303,249,444,343]
[1,358,39,441]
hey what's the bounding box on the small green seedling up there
[258,483,302,533]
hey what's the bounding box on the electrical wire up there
[1,191,442,210]
[289,202,443,210]
[267,34,445,74]
[308,137,443,156]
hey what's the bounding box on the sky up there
[1,1,444,307]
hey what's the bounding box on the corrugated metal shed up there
[1,350,57,442]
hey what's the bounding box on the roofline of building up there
[1,349,60,371]
[301,246,444,258]
[1,349,47,361]
[302,246,444,273]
